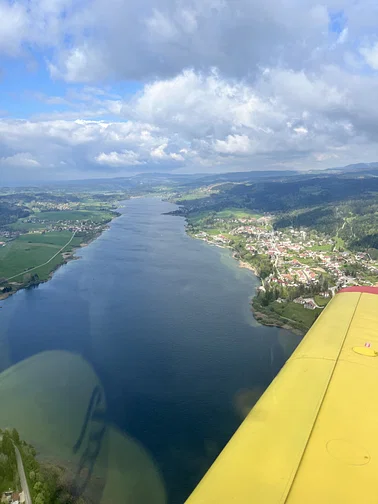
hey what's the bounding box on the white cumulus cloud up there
[3,0,378,180]
[360,42,378,70]
[95,150,144,166]
[0,152,40,167]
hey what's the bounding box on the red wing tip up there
[338,286,378,295]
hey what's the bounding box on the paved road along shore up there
[14,444,32,504]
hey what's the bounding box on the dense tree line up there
[256,275,329,307]
[352,234,378,250]
[179,173,378,252]
[232,242,273,279]
[0,429,18,492]
[0,204,30,227]
[180,174,378,214]
[274,207,343,236]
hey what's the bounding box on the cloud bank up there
[2,0,378,180]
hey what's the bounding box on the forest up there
[0,203,30,227]
[176,172,378,252]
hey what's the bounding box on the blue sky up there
[329,10,347,35]
[1,55,143,120]
[1,0,378,182]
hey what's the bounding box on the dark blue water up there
[0,198,300,503]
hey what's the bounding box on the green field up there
[270,301,322,328]
[362,275,378,285]
[334,236,345,250]
[206,228,223,235]
[9,209,116,232]
[1,207,116,290]
[310,244,333,252]
[187,211,212,225]
[215,208,263,219]
[177,191,210,202]
[20,252,67,283]
[288,255,317,267]
[8,221,45,231]
[314,295,330,307]
[35,210,114,222]
[188,208,263,227]
[0,232,79,282]
[18,231,82,247]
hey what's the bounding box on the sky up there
[1,0,378,182]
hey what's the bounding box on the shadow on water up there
[72,387,107,498]
[0,198,301,503]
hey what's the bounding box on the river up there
[0,198,301,504]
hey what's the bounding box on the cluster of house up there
[1,491,25,504]
[25,220,104,235]
[1,218,106,247]
[0,230,18,240]
[30,202,79,211]
[235,223,378,288]
[212,234,231,245]
[197,216,378,294]
[52,223,104,233]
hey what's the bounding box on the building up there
[294,297,317,310]
[304,300,317,310]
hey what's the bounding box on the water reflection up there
[0,198,301,503]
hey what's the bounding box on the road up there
[273,250,282,279]
[14,444,32,504]
[3,231,76,283]
[333,218,347,251]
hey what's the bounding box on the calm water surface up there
[0,198,301,503]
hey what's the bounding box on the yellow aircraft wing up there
[186,287,378,504]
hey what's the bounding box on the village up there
[24,217,106,235]
[193,213,378,310]
[26,201,80,212]
[0,218,106,243]
[0,196,119,300]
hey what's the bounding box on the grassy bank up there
[252,298,321,334]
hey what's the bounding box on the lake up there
[0,198,301,503]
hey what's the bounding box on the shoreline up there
[251,305,305,336]
[236,258,260,277]
[187,230,305,335]
[0,216,119,302]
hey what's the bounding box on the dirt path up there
[2,231,76,283]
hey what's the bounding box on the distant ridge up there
[4,162,378,190]
[326,162,378,174]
